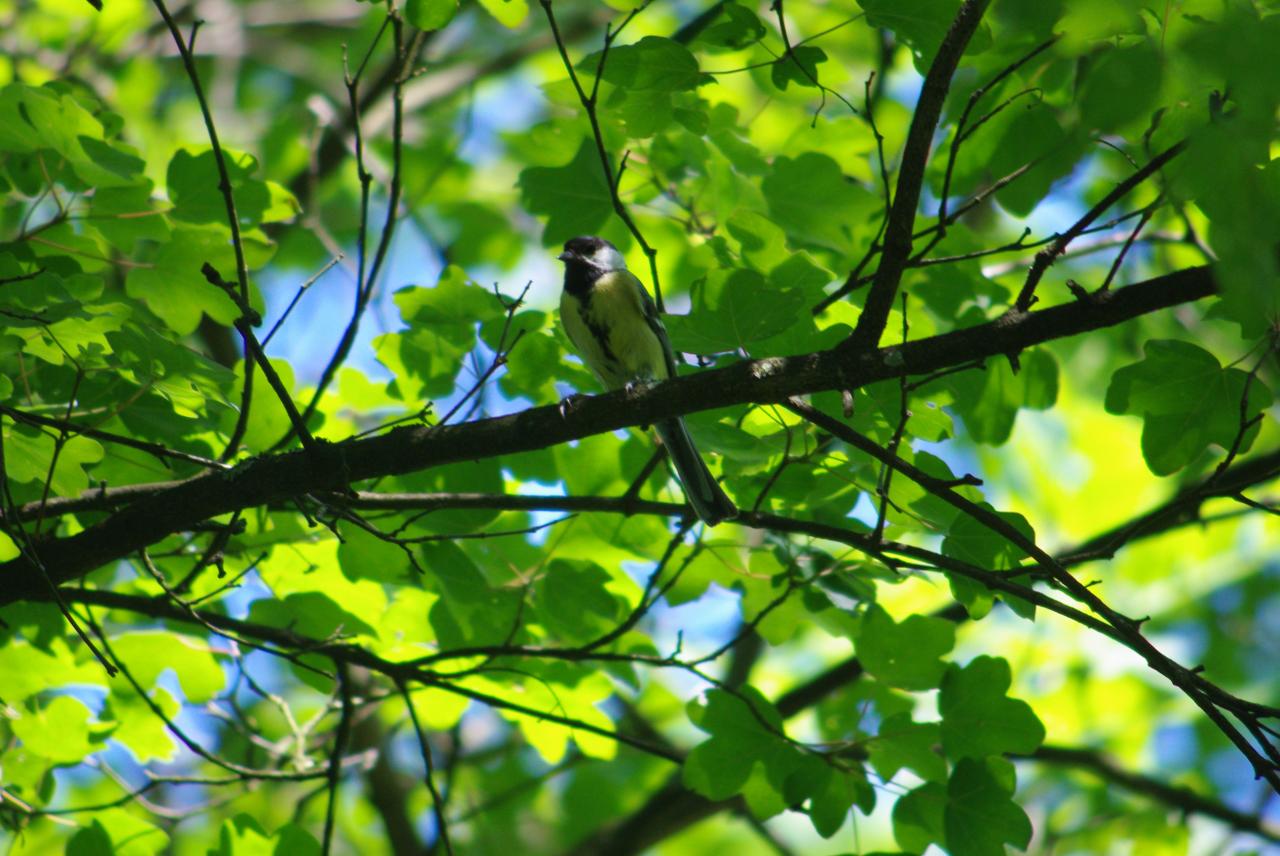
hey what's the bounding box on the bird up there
[556,236,738,526]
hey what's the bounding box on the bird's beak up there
[557,251,573,262]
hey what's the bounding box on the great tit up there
[557,236,738,526]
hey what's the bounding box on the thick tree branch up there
[0,265,1216,603]
[846,0,992,349]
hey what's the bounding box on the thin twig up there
[1014,141,1185,311]
[284,10,407,451]
[785,397,1280,790]
[149,0,258,461]
[539,0,665,311]
[321,663,354,855]
[202,264,318,452]
[400,681,456,856]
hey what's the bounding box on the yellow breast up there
[560,271,670,390]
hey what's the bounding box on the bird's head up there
[557,236,626,273]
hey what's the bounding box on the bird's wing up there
[631,271,679,380]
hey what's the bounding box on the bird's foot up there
[558,393,587,419]
[624,378,656,398]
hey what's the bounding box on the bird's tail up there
[653,418,737,526]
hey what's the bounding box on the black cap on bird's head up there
[557,236,625,271]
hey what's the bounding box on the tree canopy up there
[1,0,1278,853]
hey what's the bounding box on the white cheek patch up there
[592,243,626,271]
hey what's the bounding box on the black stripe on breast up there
[580,298,621,369]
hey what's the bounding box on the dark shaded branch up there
[1026,745,1280,843]
[786,397,1280,790]
[201,263,318,452]
[0,264,1217,602]
[350,679,425,855]
[846,0,992,349]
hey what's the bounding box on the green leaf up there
[337,523,412,583]
[10,300,128,367]
[1056,0,1144,52]
[497,327,563,402]
[769,252,833,298]
[103,685,179,763]
[211,814,270,855]
[665,268,805,354]
[393,457,506,532]
[166,147,271,226]
[67,811,168,856]
[763,152,878,252]
[698,2,767,50]
[893,781,948,853]
[944,758,1033,856]
[209,814,319,856]
[771,46,827,91]
[939,656,1045,760]
[248,593,378,641]
[726,210,789,269]
[860,0,992,69]
[111,632,226,703]
[980,105,1086,217]
[66,820,113,856]
[856,604,956,690]
[942,506,1035,571]
[88,183,171,249]
[806,764,875,837]
[271,824,322,856]
[607,88,675,138]
[0,640,102,701]
[2,424,104,496]
[1105,339,1273,476]
[379,266,505,398]
[13,695,98,764]
[424,540,524,647]
[0,530,18,561]
[0,84,142,187]
[534,559,624,644]
[585,36,701,92]
[477,0,528,28]
[79,136,147,184]
[943,350,1058,445]
[405,0,459,30]
[395,265,503,330]
[518,141,613,244]
[126,225,247,335]
[1080,41,1162,132]
[683,687,804,810]
[1169,126,1280,338]
[869,713,947,784]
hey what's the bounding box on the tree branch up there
[1014,141,1186,311]
[0,264,1217,603]
[1026,744,1280,844]
[785,397,1280,790]
[845,0,992,349]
